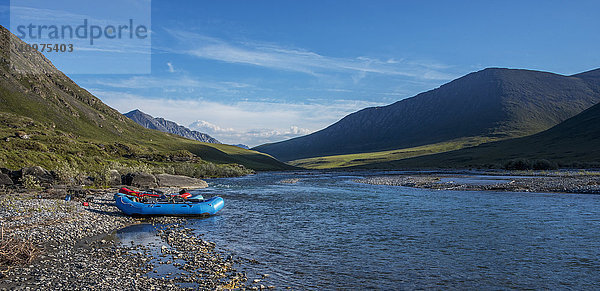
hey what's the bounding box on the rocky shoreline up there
[0,189,255,290]
[355,172,600,194]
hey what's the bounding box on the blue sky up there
[2,0,599,146]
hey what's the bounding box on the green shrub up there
[90,166,112,187]
[531,159,558,170]
[20,175,42,190]
[504,159,558,170]
[53,161,80,184]
[169,150,194,161]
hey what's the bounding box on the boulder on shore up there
[108,170,121,186]
[0,172,13,185]
[123,172,158,189]
[20,166,54,184]
[155,174,208,188]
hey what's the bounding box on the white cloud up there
[91,89,383,147]
[164,29,454,81]
[166,62,175,73]
[189,121,312,146]
[289,126,311,135]
[189,120,235,134]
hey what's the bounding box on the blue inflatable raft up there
[114,193,224,216]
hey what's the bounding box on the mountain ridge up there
[255,67,600,161]
[125,109,220,144]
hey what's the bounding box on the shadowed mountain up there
[125,109,220,144]
[255,68,600,162]
[359,100,600,169]
[572,68,600,82]
[0,25,291,171]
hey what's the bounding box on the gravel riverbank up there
[0,189,251,290]
[355,173,600,194]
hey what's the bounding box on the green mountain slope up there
[356,101,600,169]
[0,25,291,173]
[255,68,600,162]
[288,137,493,169]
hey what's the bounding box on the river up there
[120,171,600,289]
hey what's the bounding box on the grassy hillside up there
[351,101,600,169]
[0,25,292,177]
[255,68,600,162]
[289,137,494,169]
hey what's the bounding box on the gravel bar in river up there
[356,173,600,194]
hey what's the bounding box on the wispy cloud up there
[88,75,254,91]
[166,62,175,73]
[91,89,383,146]
[164,29,454,81]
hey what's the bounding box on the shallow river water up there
[122,171,600,289]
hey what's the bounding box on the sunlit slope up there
[0,25,291,171]
[289,137,494,169]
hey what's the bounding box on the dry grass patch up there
[0,227,40,269]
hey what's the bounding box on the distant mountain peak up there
[254,67,600,161]
[124,109,220,144]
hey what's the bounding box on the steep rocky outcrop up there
[125,109,220,144]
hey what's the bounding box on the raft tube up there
[114,193,224,216]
